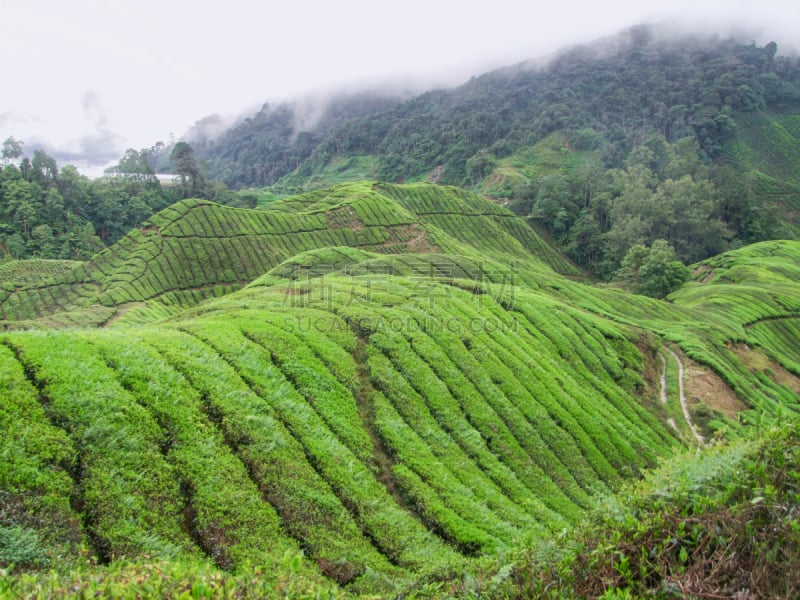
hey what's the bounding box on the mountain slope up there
[189,92,406,188]
[720,110,800,238]
[1,254,675,593]
[1,183,799,595]
[189,27,800,279]
[0,183,578,328]
[199,27,800,190]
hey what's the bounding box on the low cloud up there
[183,113,238,145]
[21,92,125,165]
[0,111,42,144]
[290,95,331,139]
[76,91,123,160]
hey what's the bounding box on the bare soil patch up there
[692,264,715,284]
[684,358,748,418]
[731,343,800,394]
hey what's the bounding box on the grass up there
[474,132,598,201]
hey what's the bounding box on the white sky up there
[1,0,798,164]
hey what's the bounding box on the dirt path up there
[351,333,420,517]
[665,347,705,446]
[658,352,668,405]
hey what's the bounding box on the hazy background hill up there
[177,26,800,278]
[196,27,799,189]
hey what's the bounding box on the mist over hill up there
[195,26,800,187]
[185,91,409,183]
[182,25,800,278]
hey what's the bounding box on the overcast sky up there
[2,0,798,166]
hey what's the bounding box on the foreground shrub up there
[503,420,800,599]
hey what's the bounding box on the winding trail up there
[101,302,147,328]
[658,353,668,405]
[662,347,705,446]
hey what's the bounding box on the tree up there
[532,173,581,237]
[566,210,604,266]
[649,175,728,263]
[616,239,690,298]
[107,148,159,187]
[43,188,66,230]
[2,178,36,237]
[170,141,205,198]
[30,224,57,257]
[1,137,23,165]
[57,166,91,217]
[615,244,650,289]
[465,152,496,184]
[604,214,649,265]
[4,232,25,258]
[30,150,58,187]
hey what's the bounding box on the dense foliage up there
[188,27,800,278]
[204,27,799,187]
[0,182,798,596]
[301,31,796,185]
[616,240,690,298]
[0,143,264,262]
[0,143,170,260]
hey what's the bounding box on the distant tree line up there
[0,138,251,261]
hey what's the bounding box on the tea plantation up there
[1,183,798,598]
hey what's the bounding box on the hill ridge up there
[0,182,577,329]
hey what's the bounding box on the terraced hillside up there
[672,241,800,414]
[722,111,800,238]
[0,182,577,330]
[1,184,799,597]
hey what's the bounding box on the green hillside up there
[1,180,799,597]
[188,28,800,280]
[720,110,800,238]
[0,182,578,330]
[202,29,800,192]
[0,259,82,287]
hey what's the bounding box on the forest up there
[0,140,258,262]
[188,28,800,278]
